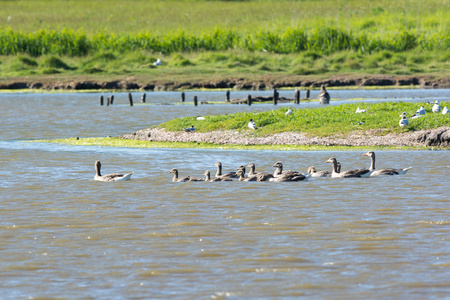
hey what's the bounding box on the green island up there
[37,102,450,150]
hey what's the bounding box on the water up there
[0,89,449,299]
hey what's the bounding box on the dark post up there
[226,90,230,102]
[128,93,133,106]
[306,89,310,99]
[99,95,104,106]
[110,95,114,105]
[273,88,278,105]
[106,96,110,106]
[141,93,146,103]
[247,95,252,106]
[295,89,300,104]
[193,95,198,106]
[181,92,185,102]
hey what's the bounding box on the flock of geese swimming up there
[165,151,411,182]
[94,151,411,182]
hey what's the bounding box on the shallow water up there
[0,89,449,299]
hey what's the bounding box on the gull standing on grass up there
[432,101,441,113]
[286,108,293,116]
[399,115,409,128]
[248,119,256,130]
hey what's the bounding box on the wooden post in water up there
[247,95,252,106]
[141,93,146,103]
[306,89,310,99]
[294,89,300,104]
[273,88,278,105]
[226,90,230,102]
[99,95,104,106]
[193,95,198,106]
[128,93,133,106]
[110,95,114,105]
[181,92,185,102]
[106,96,110,106]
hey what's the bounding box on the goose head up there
[168,168,178,175]
[307,166,316,174]
[363,151,374,158]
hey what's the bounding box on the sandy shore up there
[120,127,450,148]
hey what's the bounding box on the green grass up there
[157,102,450,136]
[0,0,448,83]
[32,137,431,151]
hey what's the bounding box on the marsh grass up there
[158,102,450,136]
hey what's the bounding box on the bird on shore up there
[442,106,449,114]
[153,58,161,66]
[286,108,293,116]
[399,115,409,128]
[356,107,367,113]
[248,119,256,130]
[94,160,133,182]
[363,151,412,176]
[432,101,441,113]
[183,125,195,132]
[318,85,330,104]
[416,106,426,115]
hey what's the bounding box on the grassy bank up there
[157,102,450,136]
[0,0,449,84]
[33,137,430,151]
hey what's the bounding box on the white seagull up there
[356,107,367,113]
[442,107,449,114]
[153,58,161,66]
[417,106,426,115]
[399,115,409,128]
[248,119,256,130]
[432,101,441,113]
[286,108,293,116]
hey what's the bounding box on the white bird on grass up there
[356,107,367,113]
[417,106,426,115]
[286,108,293,116]
[153,58,161,66]
[248,119,256,130]
[432,101,441,113]
[442,107,449,114]
[399,115,409,128]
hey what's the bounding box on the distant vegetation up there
[0,0,449,81]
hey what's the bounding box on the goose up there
[248,119,256,130]
[271,161,309,181]
[363,151,412,176]
[286,108,293,116]
[325,157,372,178]
[416,106,426,115]
[183,125,195,132]
[94,160,133,182]
[247,163,273,181]
[236,169,257,181]
[168,168,202,182]
[399,115,409,128]
[204,170,232,182]
[432,101,441,113]
[307,166,331,178]
[215,162,238,179]
[153,58,161,66]
[318,85,330,104]
[355,107,367,113]
[442,106,449,114]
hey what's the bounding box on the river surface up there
[0,89,449,299]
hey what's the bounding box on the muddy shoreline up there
[1,74,450,91]
[120,127,450,148]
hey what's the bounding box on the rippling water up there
[0,89,449,299]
